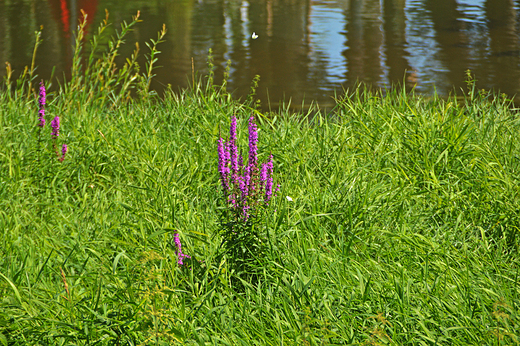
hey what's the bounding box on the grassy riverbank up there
[1,73,520,345]
[1,16,520,345]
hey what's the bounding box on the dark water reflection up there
[1,0,520,110]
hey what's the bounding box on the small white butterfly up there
[251,32,258,40]
[286,196,293,202]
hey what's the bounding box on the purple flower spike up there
[244,165,251,193]
[238,154,244,169]
[248,115,258,173]
[263,155,274,203]
[174,233,191,266]
[229,115,239,185]
[51,116,60,138]
[260,159,269,184]
[38,81,46,127]
[218,138,230,191]
[239,169,250,202]
[59,143,68,162]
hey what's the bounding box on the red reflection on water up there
[59,0,70,33]
[47,0,99,37]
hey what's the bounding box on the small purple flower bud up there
[51,116,60,138]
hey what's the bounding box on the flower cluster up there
[37,81,68,162]
[174,233,191,266]
[217,115,275,220]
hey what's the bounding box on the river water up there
[1,0,520,110]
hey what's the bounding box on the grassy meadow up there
[1,16,520,345]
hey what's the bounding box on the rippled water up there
[1,0,520,109]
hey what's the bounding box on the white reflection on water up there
[405,0,445,92]
[308,3,345,86]
[240,1,250,49]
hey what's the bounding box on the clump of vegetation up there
[0,12,519,346]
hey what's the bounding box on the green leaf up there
[0,272,22,305]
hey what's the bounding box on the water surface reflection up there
[1,0,520,109]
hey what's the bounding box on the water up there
[1,0,520,110]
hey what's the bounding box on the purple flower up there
[242,205,250,220]
[248,115,258,174]
[238,165,253,220]
[238,175,247,197]
[174,233,191,266]
[243,165,251,193]
[261,155,274,203]
[58,143,68,162]
[238,154,244,169]
[38,81,46,127]
[260,160,268,183]
[218,138,230,191]
[239,167,250,200]
[51,116,60,138]
[229,115,239,186]
[218,115,276,219]
[246,115,259,200]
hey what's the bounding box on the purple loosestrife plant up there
[35,81,68,162]
[216,114,276,284]
[217,114,275,221]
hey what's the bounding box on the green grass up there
[1,16,520,345]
